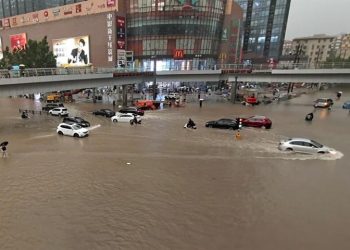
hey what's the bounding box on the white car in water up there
[49,107,69,116]
[111,112,142,123]
[278,138,331,154]
[57,123,89,138]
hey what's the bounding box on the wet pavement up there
[0,86,349,250]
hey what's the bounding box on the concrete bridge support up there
[230,76,238,103]
[122,85,128,107]
[92,88,96,103]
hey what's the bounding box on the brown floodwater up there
[0,87,349,250]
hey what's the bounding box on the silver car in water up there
[278,138,331,154]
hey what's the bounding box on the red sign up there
[116,16,126,49]
[117,41,125,50]
[107,0,116,7]
[117,16,125,28]
[173,49,184,59]
[3,19,10,27]
[10,33,27,51]
[44,10,49,17]
[76,4,82,13]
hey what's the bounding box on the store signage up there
[10,33,27,50]
[63,7,73,15]
[116,16,126,49]
[106,13,114,62]
[117,49,126,67]
[76,4,82,13]
[107,0,116,7]
[173,49,184,59]
[32,13,39,22]
[44,11,49,18]
[12,17,17,26]
[52,8,60,17]
[53,36,90,67]
[3,19,10,27]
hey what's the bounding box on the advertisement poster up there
[53,36,90,67]
[10,33,27,50]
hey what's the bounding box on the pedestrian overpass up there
[0,65,350,97]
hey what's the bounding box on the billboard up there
[10,33,27,50]
[53,36,90,67]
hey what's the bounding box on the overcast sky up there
[285,0,350,40]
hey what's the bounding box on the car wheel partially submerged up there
[113,119,118,123]
[286,148,293,152]
[73,133,79,138]
[58,131,63,135]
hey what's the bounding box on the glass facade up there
[236,0,291,61]
[0,0,85,18]
[127,0,227,70]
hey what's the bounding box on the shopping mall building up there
[0,0,288,69]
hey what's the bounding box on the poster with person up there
[53,36,90,67]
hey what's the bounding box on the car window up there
[290,141,303,146]
[310,140,323,148]
[61,125,71,129]
[302,142,314,147]
[62,109,67,111]
[72,125,82,130]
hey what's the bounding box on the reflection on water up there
[0,86,350,249]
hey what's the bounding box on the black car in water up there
[92,109,115,117]
[63,116,91,127]
[119,107,144,116]
[205,118,239,130]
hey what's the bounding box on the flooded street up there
[0,87,350,250]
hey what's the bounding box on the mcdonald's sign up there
[173,49,184,59]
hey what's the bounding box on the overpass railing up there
[0,67,148,78]
[1,61,350,79]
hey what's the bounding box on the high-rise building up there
[126,0,243,70]
[235,0,291,63]
[292,34,336,65]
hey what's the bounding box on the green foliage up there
[0,36,56,69]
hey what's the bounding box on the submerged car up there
[111,113,142,123]
[342,101,350,109]
[278,138,331,154]
[205,118,239,130]
[314,98,333,108]
[63,117,91,127]
[92,109,115,117]
[49,107,69,116]
[241,115,272,129]
[119,107,144,116]
[42,103,64,111]
[57,123,89,138]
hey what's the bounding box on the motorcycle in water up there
[184,119,197,129]
[184,123,197,129]
[305,112,314,121]
[21,111,29,119]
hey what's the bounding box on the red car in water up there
[241,115,272,129]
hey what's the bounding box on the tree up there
[0,36,56,69]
